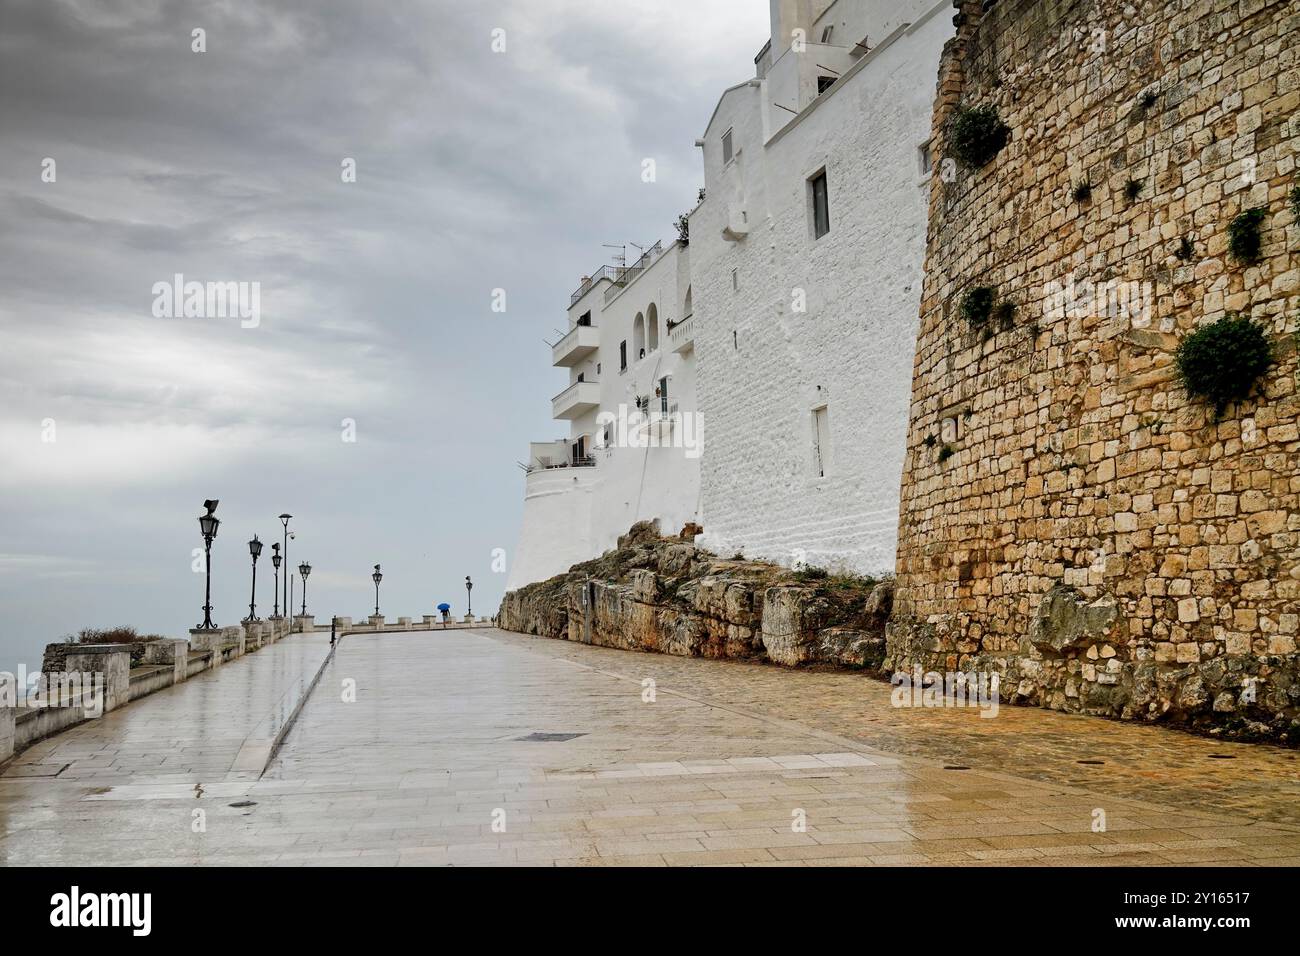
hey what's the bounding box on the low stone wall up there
[4,617,296,766]
[499,521,891,670]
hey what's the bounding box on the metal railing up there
[602,241,665,303]
[569,266,622,307]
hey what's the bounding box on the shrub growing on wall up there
[1228,207,1267,264]
[960,286,996,327]
[1175,314,1273,418]
[950,104,1010,168]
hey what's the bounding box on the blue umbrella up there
[437,603,450,612]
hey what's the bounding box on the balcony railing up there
[522,456,596,474]
[669,314,695,353]
[552,323,600,367]
[551,379,600,420]
[602,241,665,303]
[569,266,622,308]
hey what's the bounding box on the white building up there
[506,240,700,591]
[689,0,952,575]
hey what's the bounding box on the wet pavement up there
[1,627,1297,866]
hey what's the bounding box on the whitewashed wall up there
[507,244,700,591]
[691,3,952,576]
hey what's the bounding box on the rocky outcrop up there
[499,521,890,671]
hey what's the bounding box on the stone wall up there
[889,0,1300,740]
[499,521,893,670]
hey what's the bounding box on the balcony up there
[551,379,600,420]
[551,323,600,367]
[669,315,695,354]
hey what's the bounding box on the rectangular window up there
[722,129,734,164]
[817,75,835,95]
[619,340,627,371]
[659,376,669,415]
[918,141,932,176]
[820,25,834,43]
[810,169,830,239]
[731,268,739,291]
[812,406,831,477]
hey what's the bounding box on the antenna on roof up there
[601,243,626,266]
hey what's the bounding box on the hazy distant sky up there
[0,0,769,673]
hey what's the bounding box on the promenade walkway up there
[2,627,1297,866]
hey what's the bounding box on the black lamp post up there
[465,575,473,617]
[279,513,292,625]
[244,535,263,622]
[372,564,382,616]
[271,543,281,617]
[197,499,220,629]
[299,562,311,616]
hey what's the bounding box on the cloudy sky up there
[0,0,769,673]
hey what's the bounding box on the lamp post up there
[197,499,220,629]
[271,543,281,617]
[465,575,473,617]
[372,564,382,616]
[299,562,312,616]
[279,513,292,626]
[244,535,263,622]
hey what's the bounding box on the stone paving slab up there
[1,627,1297,866]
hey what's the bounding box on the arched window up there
[647,303,659,352]
[684,286,693,319]
[632,312,645,360]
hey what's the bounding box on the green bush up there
[938,444,955,463]
[960,286,996,327]
[1175,314,1273,418]
[1228,207,1267,264]
[1175,236,1194,261]
[1124,178,1144,202]
[950,105,1010,168]
[1072,179,1092,203]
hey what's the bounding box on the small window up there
[820,25,834,43]
[731,269,739,291]
[596,362,601,375]
[722,129,734,164]
[917,141,932,176]
[658,376,669,415]
[578,310,591,327]
[810,169,830,239]
[817,75,835,95]
[812,406,831,477]
[619,341,627,371]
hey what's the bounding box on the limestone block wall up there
[890,0,1300,738]
[691,4,953,576]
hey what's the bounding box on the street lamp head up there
[372,564,382,585]
[299,562,311,579]
[279,513,292,529]
[198,501,220,541]
[249,535,263,560]
[271,548,281,570]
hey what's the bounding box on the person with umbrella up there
[437,602,451,627]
